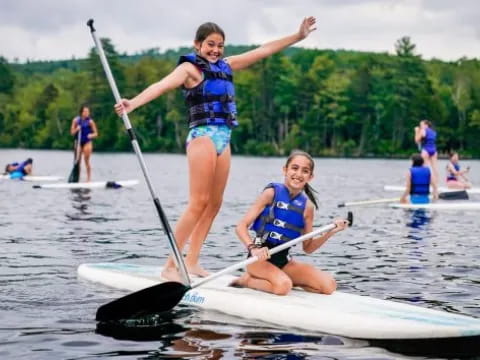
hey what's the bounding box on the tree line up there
[1,36,479,157]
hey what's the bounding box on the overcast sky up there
[1,0,479,63]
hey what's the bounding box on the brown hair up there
[421,119,433,129]
[195,22,225,43]
[285,150,319,209]
[411,153,424,167]
[79,104,89,116]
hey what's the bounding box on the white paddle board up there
[78,262,480,340]
[0,175,62,181]
[33,179,139,189]
[384,185,480,194]
[390,202,480,210]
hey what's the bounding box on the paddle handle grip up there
[192,213,352,289]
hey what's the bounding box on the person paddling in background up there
[231,151,349,295]
[400,153,438,204]
[4,158,33,179]
[414,119,438,187]
[446,151,471,189]
[70,105,98,182]
[114,17,317,281]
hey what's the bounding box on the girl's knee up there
[188,196,210,215]
[271,277,292,295]
[322,277,337,295]
[207,197,223,214]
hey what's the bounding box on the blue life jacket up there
[250,183,307,247]
[8,158,32,176]
[410,166,431,195]
[178,53,238,129]
[9,171,24,179]
[446,162,460,181]
[422,128,436,148]
[76,116,92,144]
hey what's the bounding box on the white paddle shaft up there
[192,223,337,289]
[87,19,190,286]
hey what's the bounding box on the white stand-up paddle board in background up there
[33,179,139,189]
[0,175,62,182]
[384,185,480,194]
[390,202,480,210]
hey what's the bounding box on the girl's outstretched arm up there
[226,16,316,71]
[114,62,198,115]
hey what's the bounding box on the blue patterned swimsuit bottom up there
[186,124,232,156]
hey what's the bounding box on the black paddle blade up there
[439,190,469,200]
[68,163,80,183]
[347,211,353,226]
[96,282,190,321]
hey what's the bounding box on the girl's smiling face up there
[195,32,224,63]
[283,155,314,193]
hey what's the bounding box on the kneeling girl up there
[233,150,348,296]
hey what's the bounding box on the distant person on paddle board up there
[114,17,317,281]
[414,119,438,187]
[231,151,348,295]
[70,105,98,182]
[400,153,438,204]
[4,158,33,179]
[446,151,471,189]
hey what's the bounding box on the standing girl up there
[414,119,438,190]
[231,151,348,295]
[115,17,317,281]
[70,105,98,182]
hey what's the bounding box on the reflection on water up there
[66,188,120,222]
[406,209,432,232]
[95,310,377,360]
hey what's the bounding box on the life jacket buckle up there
[269,231,283,241]
[273,219,286,228]
[225,112,236,128]
[276,201,289,210]
[254,236,264,247]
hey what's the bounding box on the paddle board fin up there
[106,181,122,189]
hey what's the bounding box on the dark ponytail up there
[304,183,319,210]
[285,150,319,209]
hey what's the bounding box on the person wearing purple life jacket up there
[400,153,438,204]
[414,119,439,190]
[446,151,471,189]
[70,105,98,182]
[4,158,33,178]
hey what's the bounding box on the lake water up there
[1,149,479,359]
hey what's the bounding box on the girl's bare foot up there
[161,267,183,282]
[229,273,251,288]
[186,263,210,277]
